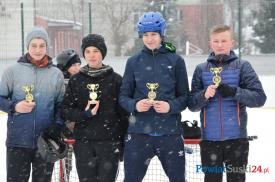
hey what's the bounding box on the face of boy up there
[209,31,234,55]
[28,38,47,60]
[68,63,81,75]
[84,46,103,69]
[142,32,162,50]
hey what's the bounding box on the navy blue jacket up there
[119,44,189,135]
[188,51,266,141]
[0,55,65,148]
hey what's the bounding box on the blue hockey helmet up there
[137,11,166,37]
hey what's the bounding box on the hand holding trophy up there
[85,99,100,116]
[14,84,35,113]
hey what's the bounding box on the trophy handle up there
[154,83,159,89]
[87,84,92,90]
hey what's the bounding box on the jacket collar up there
[80,64,113,78]
[142,43,170,55]
[207,50,238,65]
[17,54,53,67]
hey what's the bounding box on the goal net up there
[51,139,203,182]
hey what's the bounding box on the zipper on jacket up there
[152,49,157,81]
[215,62,225,140]
[151,49,158,133]
[32,67,37,148]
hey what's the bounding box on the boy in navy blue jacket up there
[189,25,266,182]
[119,12,189,182]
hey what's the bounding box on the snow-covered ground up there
[0,75,274,182]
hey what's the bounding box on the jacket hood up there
[207,51,238,66]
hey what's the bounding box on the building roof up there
[176,0,223,5]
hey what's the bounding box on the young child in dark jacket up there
[61,34,128,182]
[56,48,81,179]
[56,48,81,135]
[188,25,266,182]
[119,12,189,182]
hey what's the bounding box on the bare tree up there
[98,0,134,56]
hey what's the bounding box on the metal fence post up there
[21,2,24,55]
[89,2,92,33]
[238,0,242,58]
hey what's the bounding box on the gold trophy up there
[87,83,99,104]
[22,85,34,102]
[146,83,159,101]
[210,67,223,86]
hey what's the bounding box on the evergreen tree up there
[253,1,275,53]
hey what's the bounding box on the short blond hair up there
[209,25,233,39]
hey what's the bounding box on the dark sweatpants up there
[6,147,54,182]
[123,134,185,182]
[200,139,249,182]
[73,140,120,182]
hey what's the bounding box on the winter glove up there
[217,83,237,98]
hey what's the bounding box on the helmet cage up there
[37,133,68,163]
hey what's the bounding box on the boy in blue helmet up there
[119,12,190,182]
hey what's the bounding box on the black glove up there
[43,123,64,141]
[217,83,237,98]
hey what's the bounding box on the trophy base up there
[147,99,155,105]
[90,100,97,105]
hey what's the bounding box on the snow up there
[0,75,274,182]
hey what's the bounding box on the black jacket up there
[61,65,128,142]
